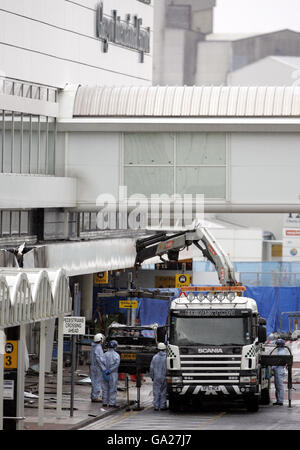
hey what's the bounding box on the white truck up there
[166,286,269,412]
[134,226,270,412]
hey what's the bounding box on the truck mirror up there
[157,326,166,343]
[258,325,267,343]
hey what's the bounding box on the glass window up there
[11,211,20,235]
[176,133,226,165]
[176,167,226,198]
[124,133,174,165]
[124,132,227,200]
[124,166,174,197]
[170,317,249,346]
[2,211,10,235]
[20,211,29,234]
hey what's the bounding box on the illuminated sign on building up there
[96,2,150,60]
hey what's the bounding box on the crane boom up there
[134,227,237,286]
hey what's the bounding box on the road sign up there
[3,380,14,400]
[94,271,108,284]
[119,300,138,309]
[4,341,18,369]
[63,317,86,335]
[175,273,192,288]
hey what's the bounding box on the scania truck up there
[166,286,269,412]
[134,226,269,412]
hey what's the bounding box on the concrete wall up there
[217,213,284,241]
[231,30,300,72]
[160,29,186,85]
[153,0,214,85]
[230,133,300,205]
[228,56,299,86]
[0,0,153,88]
[65,131,121,209]
[196,41,231,85]
[197,30,300,85]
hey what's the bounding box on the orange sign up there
[4,341,18,369]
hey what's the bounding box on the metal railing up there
[239,271,300,287]
[0,76,58,103]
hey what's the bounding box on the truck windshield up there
[170,317,250,346]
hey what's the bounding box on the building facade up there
[153,1,300,87]
[0,0,154,322]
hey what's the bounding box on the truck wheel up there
[245,396,259,412]
[168,396,181,412]
[260,388,270,405]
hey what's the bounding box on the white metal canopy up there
[0,268,72,430]
[0,268,72,328]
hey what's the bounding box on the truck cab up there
[167,287,268,412]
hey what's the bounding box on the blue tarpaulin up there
[94,288,180,327]
[245,286,300,335]
[138,289,180,326]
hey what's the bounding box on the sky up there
[214,0,300,34]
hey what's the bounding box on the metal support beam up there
[16,324,25,430]
[56,314,64,419]
[38,321,46,427]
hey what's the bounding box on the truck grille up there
[180,354,242,384]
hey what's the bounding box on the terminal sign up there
[63,317,86,335]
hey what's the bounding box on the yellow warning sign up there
[4,341,18,369]
[94,271,108,284]
[175,273,192,288]
[119,300,138,309]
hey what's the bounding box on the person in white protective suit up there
[150,342,167,411]
[100,340,120,407]
[272,339,288,406]
[90,333,105,402]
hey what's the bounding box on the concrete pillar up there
[80,274,94,321]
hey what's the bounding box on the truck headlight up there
[240,377,250,383]
[166,376,182,384]
[240,376,257,383]
[206,292,215,302]
[227,292,235,302]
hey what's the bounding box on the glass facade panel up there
[176,166,226,198]
[124,132,227,199]
[124,166,174,197]
[176,133,226,165]
[124,133,174,165]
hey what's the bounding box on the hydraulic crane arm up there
[134,227,237,286]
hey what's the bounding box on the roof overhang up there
[57,117,300,133]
